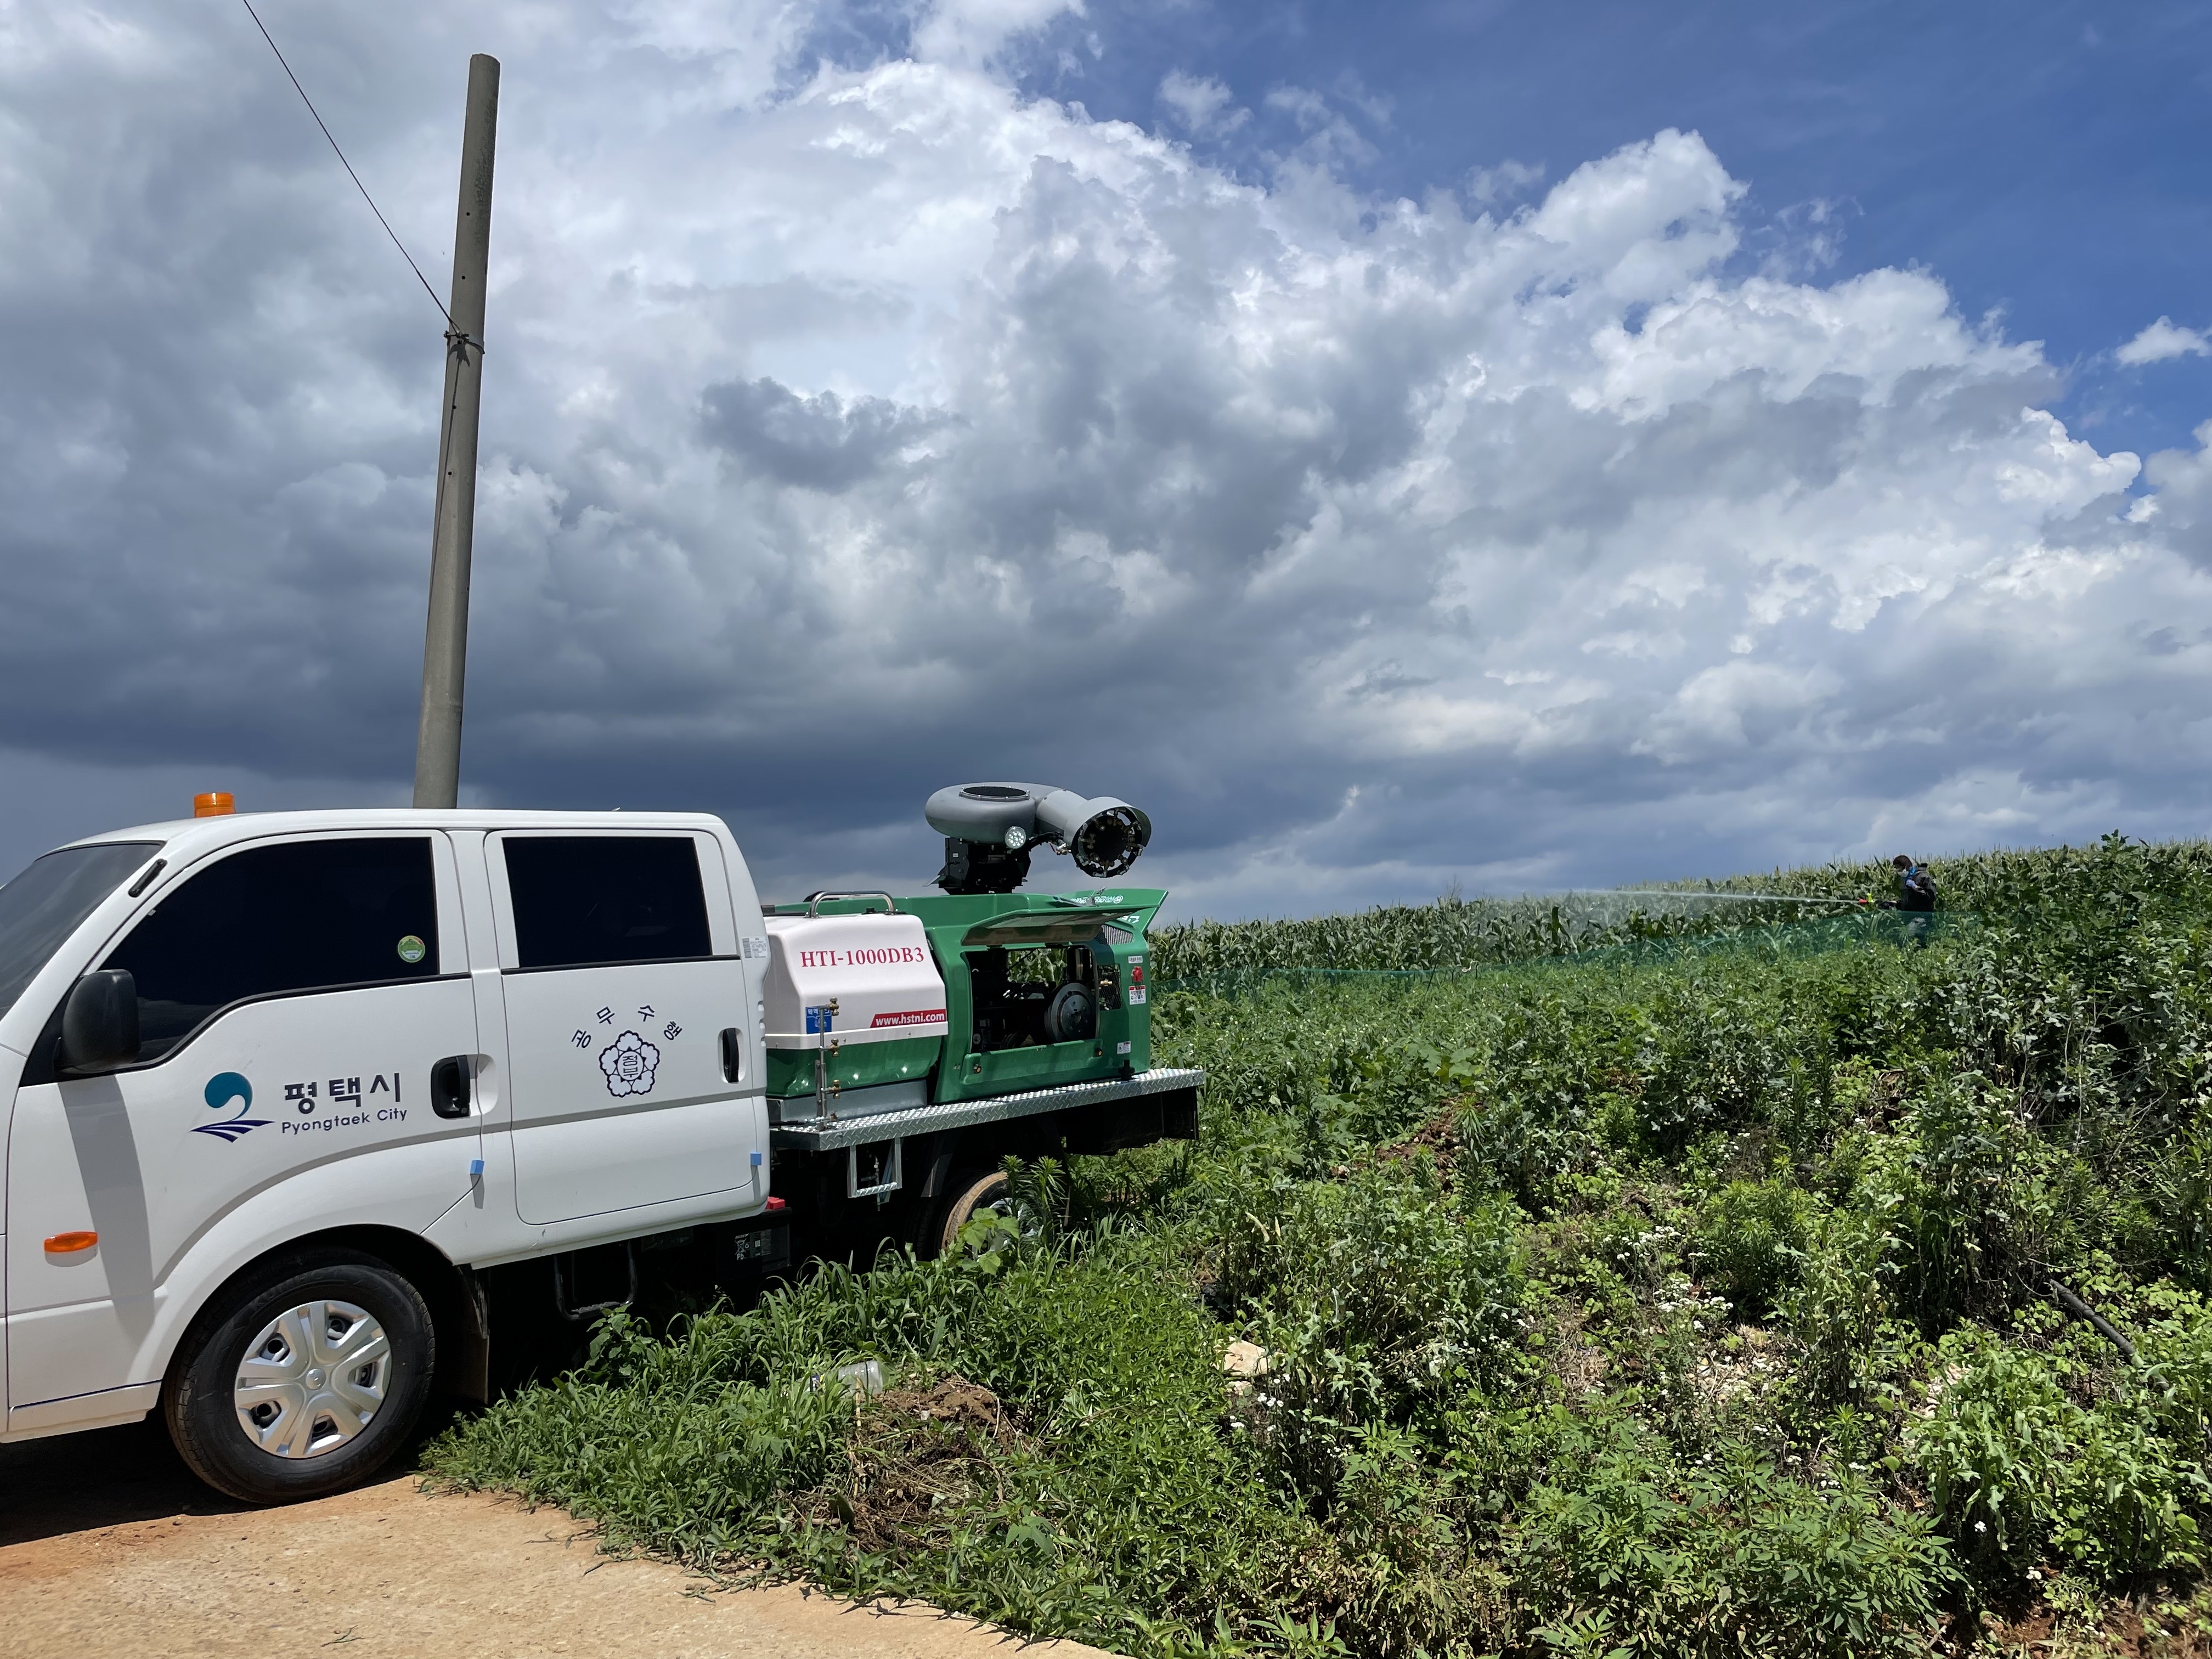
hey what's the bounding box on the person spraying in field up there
[1874,853,1937,945]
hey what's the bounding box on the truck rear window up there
[0,842,160,1020]
[103,837,441,1060]
[503,836,712,970]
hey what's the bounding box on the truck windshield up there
[0,841,160,1022]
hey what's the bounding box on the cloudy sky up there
[3,0,2211,918]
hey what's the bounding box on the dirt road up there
[0,1417,1104,1659]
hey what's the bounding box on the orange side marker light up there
[44,1231,98,1254]
[193,791,235,817]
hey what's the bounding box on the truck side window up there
[102,838,441,1062]
[503,837,712,970]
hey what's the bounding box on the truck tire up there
[932,1168,1013,1256]
[163,1246,436,1505]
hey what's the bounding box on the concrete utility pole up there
[413,53,500,810]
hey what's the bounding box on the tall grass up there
[430,832,2212,1656]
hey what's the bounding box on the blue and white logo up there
[196,1072,269,1142]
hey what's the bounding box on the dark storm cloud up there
[701,377,941,491]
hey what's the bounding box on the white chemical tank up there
[762,910,949,1051]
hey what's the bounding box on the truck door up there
[486,831,760,1224]
[4,833,479,1424]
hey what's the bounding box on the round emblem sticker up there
[396,935,427,965]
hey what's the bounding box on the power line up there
[237,0,454,331]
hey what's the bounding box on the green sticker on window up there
[396,935,427,965]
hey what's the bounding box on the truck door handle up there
[431,1056,472,1119]
[719,1028,743,1084]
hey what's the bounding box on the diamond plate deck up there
[769,1066,1205,1150]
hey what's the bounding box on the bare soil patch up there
[0,1418,1106,1659]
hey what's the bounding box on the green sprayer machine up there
[759,782,1201,1257]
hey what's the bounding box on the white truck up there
[0,798,1198,1502]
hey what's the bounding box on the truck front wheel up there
[163,1246,436,1505]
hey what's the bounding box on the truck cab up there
[0,808,770,1492]
[0,805,1197,1503]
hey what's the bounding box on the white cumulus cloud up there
[1157,70,1246,138]
[1465,158,1544,206]
[2118,316,2211,366]
[912,0,1082,66]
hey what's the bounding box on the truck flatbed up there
[768,1065,1204,1150]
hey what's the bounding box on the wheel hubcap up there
[233,1299,391,1460]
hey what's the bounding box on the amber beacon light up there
[44,1231,98,1255]
[193,792,235,818]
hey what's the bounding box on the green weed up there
[432,832,2212,1654]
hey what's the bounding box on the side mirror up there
[58,970,139,1075]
